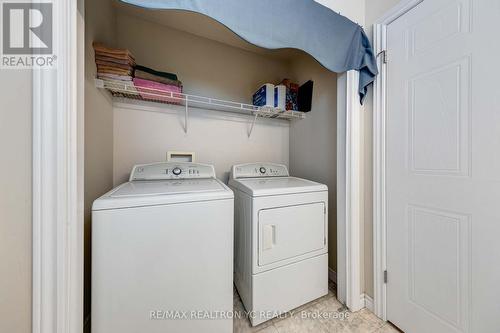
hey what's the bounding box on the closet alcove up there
[84,0,338,322]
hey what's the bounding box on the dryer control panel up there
[129,162,216,181]
[231,163,289,179]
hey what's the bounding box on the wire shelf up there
[95,78,306,121]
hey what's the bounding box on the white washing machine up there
[228,163,328,325]
[92,162,234,333]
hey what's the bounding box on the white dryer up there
[92,162,234,333]
[228,163,328,325]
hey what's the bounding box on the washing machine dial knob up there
[172,167,182,176]
[259,167,266,174]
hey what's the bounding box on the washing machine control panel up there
[231,163,289,179]
[129,162,216,181]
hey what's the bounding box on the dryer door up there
[258,202,326,267]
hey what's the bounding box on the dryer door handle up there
[262,224,276,250]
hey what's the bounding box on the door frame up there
[32,0,84,332]
[337,71,363,311]
[372,0,424,321]
[30,2,365,331]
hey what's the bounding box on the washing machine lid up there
[93,178,233,210]
[229,176,327,197]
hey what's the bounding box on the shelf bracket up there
[184,99,189,133]
[248,112,258,138]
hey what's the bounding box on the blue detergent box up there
[253,83,275,107]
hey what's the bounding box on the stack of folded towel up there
[93,42,183,104]
[93,42,137,97]
[133,65,183,104]
[93,42,135,81]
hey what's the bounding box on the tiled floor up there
[233,281,401,333]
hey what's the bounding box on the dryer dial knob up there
[172,167,182,175]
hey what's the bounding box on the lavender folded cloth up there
[133,78,183,104]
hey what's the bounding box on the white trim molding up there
[372,0,424,321]
[337,71,363,312]
[345,70,363,312]
[32,1,84,333]
[360,293,374,312]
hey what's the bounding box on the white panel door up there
[386,0,500,332]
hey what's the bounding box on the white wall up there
[288,53,338,271]
[315,0,366,25]
[84,0,116,321]
[115,10,291,104]
[112,10,291,183]
[114,103,289,184]
[0,70,32,333]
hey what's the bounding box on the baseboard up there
[328,268,337,283]
[360,293,374,312]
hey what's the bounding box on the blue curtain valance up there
[120,0,378,103]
